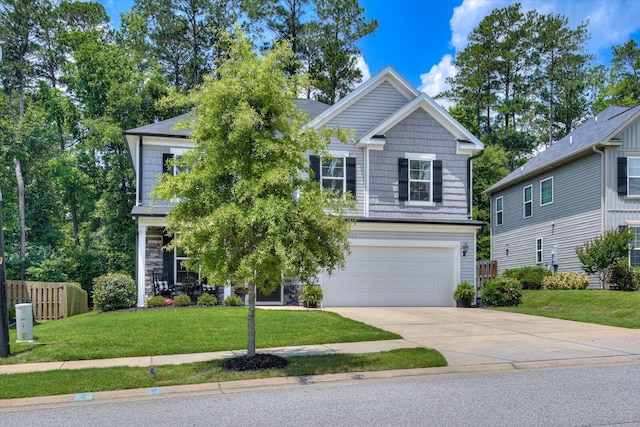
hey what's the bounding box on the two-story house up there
[485,104,640,287]
[124,67,484,307]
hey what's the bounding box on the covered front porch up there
[135,220,299,306]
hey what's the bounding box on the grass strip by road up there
[493,289,640,329]
[0,348,446,400]
[3,308,399,365]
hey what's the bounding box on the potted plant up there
[453,281,476,308]
[300,284,323,308]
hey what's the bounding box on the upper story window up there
[398,154,442,204]
[310,153,356,197]
[628,158,640,196]
[163,148,189,175]
[496,196,503,226]
[321,157,345,193]
[523,185,532,218]
[540,177,553,206]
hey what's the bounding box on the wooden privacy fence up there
[476,260,497,288]
[6,281,88,322]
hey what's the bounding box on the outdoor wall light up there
[462,242,469,257]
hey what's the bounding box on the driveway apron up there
[326,307,640,366]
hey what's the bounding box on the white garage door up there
[322,246,456,307]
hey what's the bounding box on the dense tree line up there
[0,0,376,292]
[0,0,638,286]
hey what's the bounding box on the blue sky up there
[98,0,640,98]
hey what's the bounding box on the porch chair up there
[153,271,174,297]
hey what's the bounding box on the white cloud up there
[418,54,456,104]
[355,55,371,82]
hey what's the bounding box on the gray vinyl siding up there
[141,144,175,207]
[606,120,640,228]
[491,153,602,283]
[324,81,411,138]
[368,109,468,220]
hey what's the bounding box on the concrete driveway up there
[327,307,640,367]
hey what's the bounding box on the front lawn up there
[2,307,400,364]
[494,289,640,328]
[0,348,446,399]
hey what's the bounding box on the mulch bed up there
[221,353,288,371]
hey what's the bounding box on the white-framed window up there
[536,238,543,264]
[540,177,553,206]
[496,196,503,226]
[171,147,189,175]
[628,158,640,196]
[523,185,532,218]
[405,153,436,204]
[321,156,346,194]
[175,244,198,285]
[630,226,640,267]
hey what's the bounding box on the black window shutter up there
[398,158,408,201]
[346,157,356,196]
[162,232,175,286]
[618,157,628,196]
[163,153,174,175]
[310,155,320,182]
[433,160,443,203]
[619,225,628,232]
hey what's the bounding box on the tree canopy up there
[152,32,353,356]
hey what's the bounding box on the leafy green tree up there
[153,32,352,357]
[575,228,634,289]
[594,39,640,111]
[308,0,377,104]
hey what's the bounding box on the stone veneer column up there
[144,227,165,302]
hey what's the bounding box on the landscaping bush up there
[146,295,167,307]
[609,259,640,291]
[92,273,136,312]
[300,284,323,308]
[502,266,552,290]
[173,294,192,307]
[223,295,244,306]
[197,293,218,306]
[480,277,522,306]
[541,271,590,290]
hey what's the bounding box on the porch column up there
[137,224,147,307]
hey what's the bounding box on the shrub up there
[609,259,640,291]
[173,294,192,307]
[453,281,476,300]
[480,277,522,306]
[146,295,167,307]
[223,295,244,306]
[541,271,590,290]
[502,266,552,290]
[300,284,323,308]
[92,273,136,312]
[197,293,218,306]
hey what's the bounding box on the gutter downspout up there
[365,146,370,218]
[467,150,484,219]
[592,146,605,234]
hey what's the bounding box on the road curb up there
[3,354,639,412]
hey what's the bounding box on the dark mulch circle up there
[221,353,288,371]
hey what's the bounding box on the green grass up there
[494,289,640,328]
[2,307,400,365]
[0,348,446,399]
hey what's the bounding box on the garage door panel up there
[322,246,455,307]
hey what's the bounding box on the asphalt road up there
[4,363,640,426]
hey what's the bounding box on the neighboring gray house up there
[124,66,484,307]
[485,104,640,287]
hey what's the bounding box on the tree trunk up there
[247,277,256,357]
[14,158,25,280]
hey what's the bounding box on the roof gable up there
[306,66,419,129]
[357,94,484,152]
